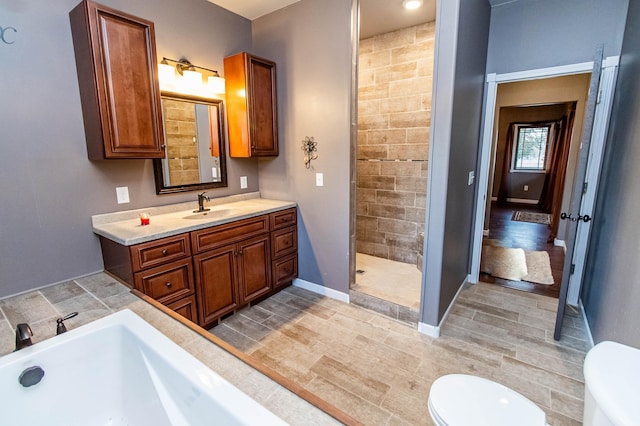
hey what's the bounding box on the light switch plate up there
[316,173,324,187]
[240,176,248,189]
[116,186,130,204]
[468,171,475,186]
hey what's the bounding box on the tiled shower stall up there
[356,22,434,268]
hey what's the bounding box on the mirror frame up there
[154,92,228,194]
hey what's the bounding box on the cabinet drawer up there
[270,208,297,230]
[272,253,297,289]
[166,295,197,323]
[130,234,191,272]
[134,258,194,304]
[191,215,269,254]
[271,226,297,259]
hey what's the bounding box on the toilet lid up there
[428,374,546,426]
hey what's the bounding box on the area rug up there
[480,242,554,285]
[512,211,551,225]
[480,245,528,281]
[522,250,554,285]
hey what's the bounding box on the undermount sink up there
[182,208,238,220]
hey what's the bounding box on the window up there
[512,125,551,172]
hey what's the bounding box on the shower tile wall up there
[357,22,434,264]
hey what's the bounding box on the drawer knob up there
[162,249,168,256]
[165,282,172,288]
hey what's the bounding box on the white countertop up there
[92,193,296,246]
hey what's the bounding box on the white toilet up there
[428,374,547,426]
[583,341,640,425]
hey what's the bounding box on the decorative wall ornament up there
[301,136,318,169]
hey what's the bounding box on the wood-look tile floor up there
[211,282,589,425]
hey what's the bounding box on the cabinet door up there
[237,235,271,304]
[70,1,164,159]
[193,245,238,327]
[247,55,278,157]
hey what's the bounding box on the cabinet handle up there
[165,282,172,288]
[162,249,168,256]
[239,249,243,256]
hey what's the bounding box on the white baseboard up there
[418,322,440,337]
[554,238,566,251]
[490,196,538,204]
[292,278,350,303]
[483,229,490,237]
[418,275,470,339]
[579,300,595,348]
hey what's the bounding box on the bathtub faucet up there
[14,323,33,351]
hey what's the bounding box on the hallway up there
[482,202,565,298]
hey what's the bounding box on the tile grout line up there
[73,279,114,312]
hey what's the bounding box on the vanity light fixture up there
[403,0,423,10]
[158,57,226,97]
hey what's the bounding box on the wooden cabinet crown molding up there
[70,0,165,160]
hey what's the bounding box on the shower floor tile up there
[352,253,421,310]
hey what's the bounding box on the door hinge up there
[583,182,588,194]
[570,264,576,275]
[596,88,603,104]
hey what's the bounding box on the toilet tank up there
[583,341,640,426]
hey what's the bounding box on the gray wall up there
[422,0,491,325]
[487,0,628,74]
[0,0,256,298]
[252,0,353,293]
[581,0,640,348]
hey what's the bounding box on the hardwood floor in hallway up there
[211,282,589,425]
[482,202,565,298]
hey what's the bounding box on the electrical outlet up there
[524,185,529,191]
[240,176,248,189]
[116,186,130,204]
[316,173,324,187]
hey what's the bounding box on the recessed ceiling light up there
[403,0,424,10]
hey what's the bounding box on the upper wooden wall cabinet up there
[70,0,165,160]
[224,53,279,158]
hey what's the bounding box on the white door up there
[565,57,619,305]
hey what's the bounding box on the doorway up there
[470,58,620,339]
[480,91,587,298]
[350,1,435,324]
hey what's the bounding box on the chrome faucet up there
[195,192,211,213]
[15,323,33,351]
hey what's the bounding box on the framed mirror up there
[154,93,227,194]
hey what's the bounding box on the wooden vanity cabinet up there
[270,208,298,289]
[70,0,165,160]
[224,52,279,158]
[100,233,196,322]
[99,206,297,328]
[191,216,272,328]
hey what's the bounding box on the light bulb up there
[403,0,423,10]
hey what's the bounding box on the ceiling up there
[207,0,437,39]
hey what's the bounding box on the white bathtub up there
[0,309,287,425]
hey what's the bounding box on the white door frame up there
[469,59,619,299]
